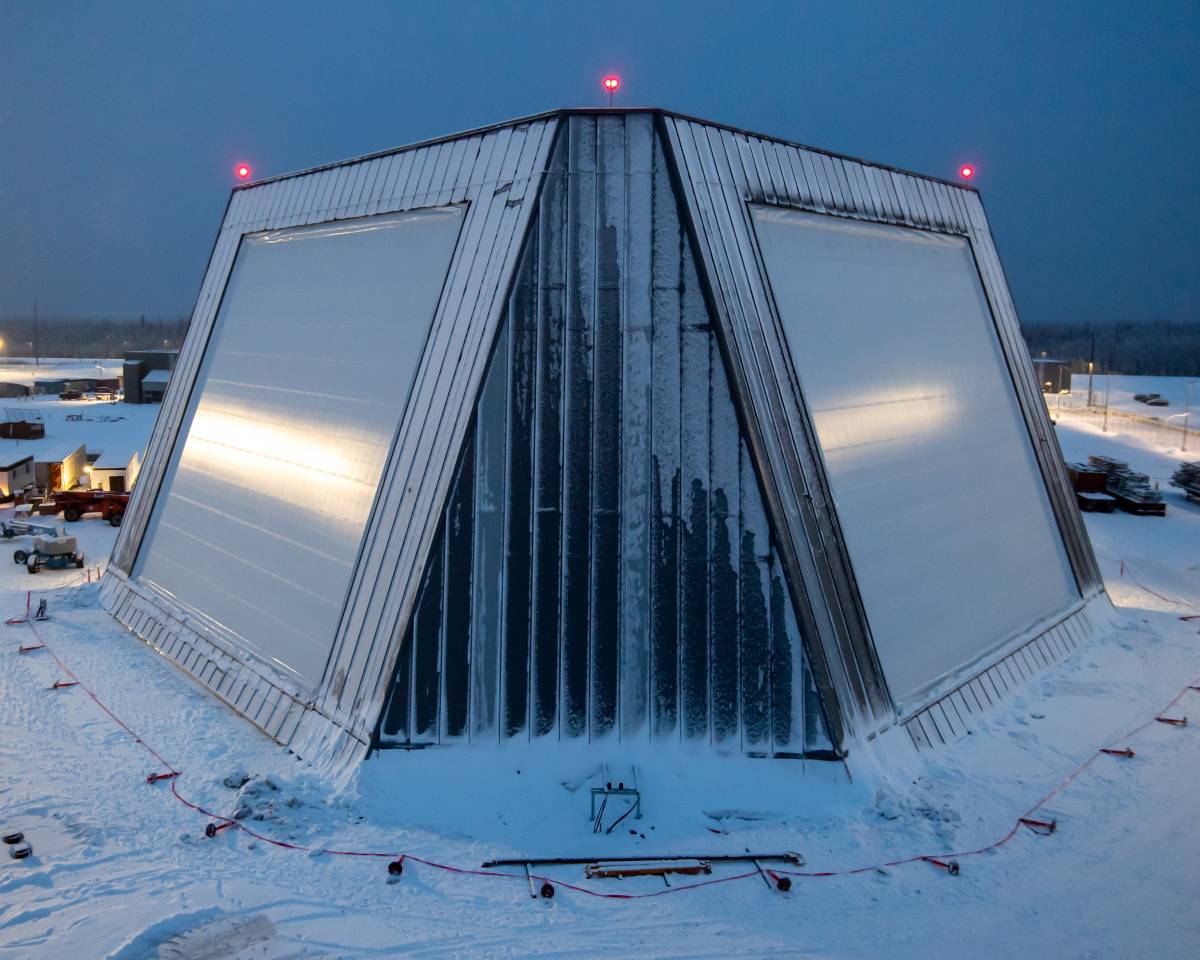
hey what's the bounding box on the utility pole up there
[33,299,39,367]
[1102,375,1111,433]
[1185,380,1195,453]
[1086,329,1095,408]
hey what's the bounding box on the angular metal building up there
[100,109,1108,772]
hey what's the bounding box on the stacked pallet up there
[1087,455,1166,515]
[1171,461,1200,501]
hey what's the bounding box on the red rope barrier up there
[13,617,1200,900]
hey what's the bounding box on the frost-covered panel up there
[751,206,1078,707]
[378,117,835,758]
[137,207,464,691]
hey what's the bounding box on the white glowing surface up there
[137,208,464,689]
[752,207,1078,707]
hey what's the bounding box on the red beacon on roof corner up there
[959,164,975,180]
[602,74,620,106]
[235,163,252,181]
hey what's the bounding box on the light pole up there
[1185,380,1195,453]
[1087,330,1096,407]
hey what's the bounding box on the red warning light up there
[959,164,975,180]
[235,164,252,180]
[602,75,620,92]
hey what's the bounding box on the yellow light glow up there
[179,404,382,535]
[811,387,953,464]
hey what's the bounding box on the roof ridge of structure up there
[237,107,978,195]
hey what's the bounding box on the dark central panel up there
[378,114,833,758]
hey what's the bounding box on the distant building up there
[0,382,31,399]
[123,350,179,403]
[33,377,104,396]
[1033,357,1073,394]
[0,455,35,499]
[35,443,87,492]
[0,408,45,440]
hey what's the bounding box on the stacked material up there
[1171,461,1200,497]
[1067,462,1108,493]
[1087,455,1163,503]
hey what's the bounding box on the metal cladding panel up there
[104,116,559,769]
[660,114,1104,741]
[750,207,1078,709]
[134,209,465,692]
[376,114,834,757]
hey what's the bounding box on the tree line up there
[0,315,190,359]
[1022,320,1200,377]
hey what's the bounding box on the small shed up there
[0,382,31,399]
[90,448,141,493]
[0,408,46,440]
[35,443,88,492]
[0,455,35,498]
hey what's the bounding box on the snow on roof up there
[35,442,86,463]
[0,454,33,470]
[94,447,139,469]
[141,369,171,386]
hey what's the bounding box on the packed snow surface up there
[2,385,1199,958]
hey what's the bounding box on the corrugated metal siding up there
[376,114,833,757]
[660,113,1104,744]
[903,593,1114,748]
[104,116,560,769]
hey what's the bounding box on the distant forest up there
[0,315,190,359]
[1022,320,1200,377]
[0,313,1193,378]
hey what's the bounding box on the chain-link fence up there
[1045,390,1198,453]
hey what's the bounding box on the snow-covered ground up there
[0,376,157,473]
[2,388,1198,958]
[1068,372,1198,418]
[0,358,125,388]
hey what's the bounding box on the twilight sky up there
[0,1,1196,323]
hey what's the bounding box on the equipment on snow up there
[15,533,85,574]
[584,859,711,880]
[484,851,806,870]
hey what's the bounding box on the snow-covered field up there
[1068,372,1198,418]
[0,359,157,475]
[2,386,1198,958]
